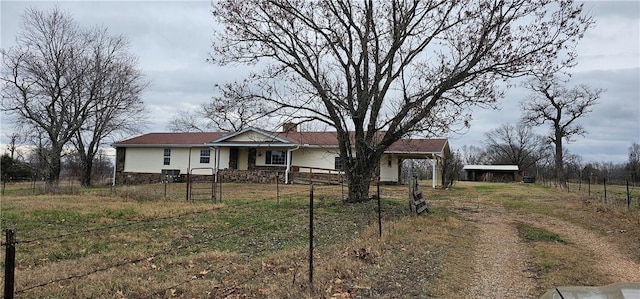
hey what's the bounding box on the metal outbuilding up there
[462,165,520,182]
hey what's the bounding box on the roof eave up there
[384,151,441,155]
[208,142,297,147]
[112,143,210,148]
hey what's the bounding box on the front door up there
[248,148,256,170]
[229,148,239,170]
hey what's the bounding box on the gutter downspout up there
[285,146,300,184]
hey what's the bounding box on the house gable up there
[228,131,273,142]
[209,127,294,146]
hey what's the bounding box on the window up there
[200,149,211,164]
[334,156,343,170]
[163,148,171,165]
[265,150,286,165]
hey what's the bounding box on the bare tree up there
[5,132,25,160]
[1,7,147,189]
[71,28,147,187]
[483,123,549,173]
[626,142,640,183]
[210,0,592,202]
[521,75,603,188]
[203,83,272,132]
[168,110,207,132]
[460,145,488,165]
[564,151,583,182]
[168,84,269,133]
[441,150,463,187]
[1,7,89,189]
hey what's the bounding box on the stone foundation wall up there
[116,172,164,185]
[116,170,393,186]
[217,169,285,184]
[117,169,287,185]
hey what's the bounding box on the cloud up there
[1,0,638,165]
[581,1,640,19]
[575,1,640,72]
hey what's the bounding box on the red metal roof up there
[386,138,448,153]
[113,129,448,154]
[113,132,227,146]
[275,131,447,153]
[275,131,342,146]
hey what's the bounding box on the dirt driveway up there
[452,203,640,298]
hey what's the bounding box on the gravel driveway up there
[456,205,640,298]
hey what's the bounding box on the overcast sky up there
[1,0,638,164]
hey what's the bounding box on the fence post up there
[211,169,218,203]
[578,175,582,192]
[276,173,280,204]
[603,177,607,203]
[186,172,190,201]
[218,175,223,203]
[308,184,314,293]
[4,229,16,299]
[627,181,631,208]
[340,175,344,202]
[377,181,382,238]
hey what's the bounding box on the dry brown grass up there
[1,181,638,298]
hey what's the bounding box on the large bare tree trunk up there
[554,130,566,188]
[344,156,377,203]
[42,145,63,191]
[79,157,93,187]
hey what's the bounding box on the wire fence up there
[0,180,401,298]
[538,176,640,209]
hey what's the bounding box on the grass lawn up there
[0,180,638,298]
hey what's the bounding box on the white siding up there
[217,147,230,169]
[291,148,340,170]
[124,147,215,174]
[123,145,400,182]
[379,154,399,182]
[124,148,165,173]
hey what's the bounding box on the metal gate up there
[187,167,216,202]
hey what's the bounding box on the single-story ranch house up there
[112,126,450,188]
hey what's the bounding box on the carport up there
[462,165,520,182]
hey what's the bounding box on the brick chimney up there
[283,122,297,133]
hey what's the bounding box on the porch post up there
[432,157,436,189]
[285,146,300,184]
[215,147,220,182]
[285,149,292,184]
